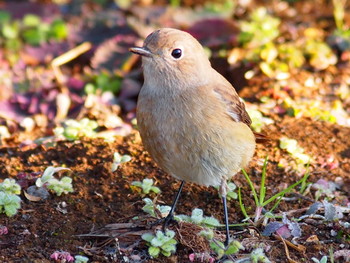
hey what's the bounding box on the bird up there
[130,28,257,246]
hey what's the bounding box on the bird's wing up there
[213,85,272,143]
[213,84,252,127]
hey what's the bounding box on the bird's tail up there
[254,132,270,144]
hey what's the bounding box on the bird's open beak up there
[129,47,153,58]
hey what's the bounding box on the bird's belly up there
[137,106,255,187]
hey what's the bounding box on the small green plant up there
[239,157,306,223]
[74,255,89,263]
[131,178,160,195]
[211,239,243,260]
[238,7,280,48]
[176,208,221,228]
[259,43,305,79]
[250,248,271,263]
[246,109,274,133]
[54,118,98,141]
[111,152,132,172]
[0,178,21,217]
[142,198,171,218]
[198,229,244,260]
[329,0,350,52]
[281,97,339,125]
[215,181,238,201]
[203,0,236,15]
[0,11,67,64]
[311,256,328,263]
[84,72,121,95]
[0,191,21,217]
[36,166,73,196]
[279,137,312,169]
[304,38,337,70]
[142,229,177,258]
[0,178,21,195]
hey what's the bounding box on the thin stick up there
[51,42,92,85]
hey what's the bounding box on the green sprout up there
[311,256,328,263]
[199,229,244,260]
[131,178,160,195]
[0,191,21,217]
[258,43,305,79]
[54,118,98,141]
[175,208,221,228]
[142,230,177,258]
[0,11,67,64]
[0,178,21,217]
[74,255,89,263]
[111,152,132,172]
[0,178,21,195]
[246,109,274,133]
[329,0,350,52]
[239,157,306,223]
[238,7,280,48]
[279,137,312,167]
[211,239,243,260]
[36,166,73,196]
[282,97,339,124]
[215,181,238,201]
[304,39,337,70]
[142,198,171,218]
[84,72,121,95]
[250,248,271,263]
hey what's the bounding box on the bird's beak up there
[129,47,153,58]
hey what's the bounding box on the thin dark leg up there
[162,180,185,231]
[222,196,230,246]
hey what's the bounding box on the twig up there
[277,234,299,263]
[51,42,92,85]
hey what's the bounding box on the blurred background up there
[0,0,349,140]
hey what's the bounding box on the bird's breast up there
[136,87,255,186]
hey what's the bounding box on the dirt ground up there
[0,0,350,262]
[0,101,349,263]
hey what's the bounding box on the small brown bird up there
[130,28,256,246]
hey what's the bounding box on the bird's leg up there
[162,180,185,231]
[220,177,230,247]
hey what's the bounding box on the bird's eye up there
[171,48,182,59]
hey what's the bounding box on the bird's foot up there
[150,213,178,231]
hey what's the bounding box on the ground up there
[0,0,349,262]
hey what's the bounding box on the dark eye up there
[171,48,182,59]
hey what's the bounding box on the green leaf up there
[23,14,41,27]
[141,232,154,242]
[224,244,239,255]
[22,28,45,46]
[199,229,214,240]
[49,19,67,40]
[120,155,132,163]
[202,216,221,227]
[165,229,175,239]
[210,240,224,258]
[2,22,19,39]
[131,181,142,187]
[161,250,171,257]
[161,242,176,253]
[0,193,21,217]
[0,11,11,25]
[191,208,204,224]
[148,246,160,258]
[150,186,161,194]
[0,178,21,195]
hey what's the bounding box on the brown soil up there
[0,114,349,262]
